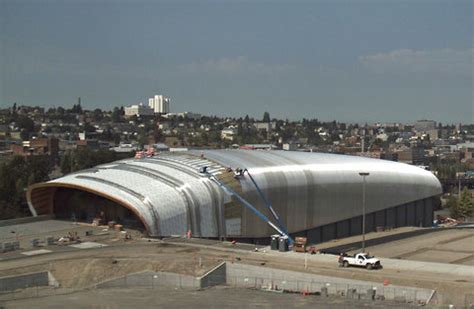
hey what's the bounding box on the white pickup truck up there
[339,253,382,270]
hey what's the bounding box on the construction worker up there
[338,253,345,267]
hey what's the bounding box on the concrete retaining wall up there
[96,262,227,290]
[96,271,200,289]
[93,262,435,304]
[0,271,56,292]
[226,263,434,304]
[200,262,226,288]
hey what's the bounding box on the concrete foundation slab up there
[70,242,108,249]
[21,249,52,256]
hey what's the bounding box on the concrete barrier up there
[94,262,435,305]
[0,271,58,292]
[200,262,226,288]
[96,271,200,289]
[226,263,434,304]
[96,262,226,290]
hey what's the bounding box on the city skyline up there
[1,1,473,123]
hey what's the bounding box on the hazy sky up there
[1,0,473,123]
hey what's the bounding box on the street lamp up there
[359,172,370,253]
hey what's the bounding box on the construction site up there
[1,150,473,307]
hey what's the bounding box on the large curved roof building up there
[27,150,442,243]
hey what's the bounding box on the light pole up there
[359,172,370,253]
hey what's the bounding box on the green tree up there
[16,115,35,133]
[60,151,73,174]
[60,148,129,174]
[153,128,164,143]
[93,108,103,121]
[71,100,83,114]
[0,155,52,219]
[457,187,474,219]
[20,129,30,141]
[138,132,149,148]
[57,107,65,116]
[201,132,209,145]
[111,107,122,122]
[263,111,270,122]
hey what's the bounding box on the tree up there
[201,132,209,145]
[60,151,72,174]
[153,128,164,143]
[113,133,121,145]
[84,122,96,133]
[0,155,52,219]
[60,148,125,174]
[112,107,122,122]
[72,102,83,114]
[20,129,30,141]
[138,132,149,147]
[262,111,270,122]
[57,107,65,116]
[16,115,35,132]
[93,108,103,121]
[27,156,52,184]
[456,187,474,219]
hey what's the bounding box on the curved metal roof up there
[28,150,442,237]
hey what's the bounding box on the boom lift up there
[199,166,294,245]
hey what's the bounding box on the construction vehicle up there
[199,166,294,245]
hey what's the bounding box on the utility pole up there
[359,172,370,252]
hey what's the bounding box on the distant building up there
[414,120,436,132]
[163,112,201,120]
[282,143,296,151]
[110,143,139,153]
[459,143,474,165]
[76,139,101,150]
[148,94,170,114]
[221,127,237,141]
[150,143,169,152]
[395,147,425,165]
[254,122,272,132]
[240,144,277,150]
[124,103,154,117]
[426,129,439,140]
[10,137,59,159]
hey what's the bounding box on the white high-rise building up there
[124,103,154,117]
[148,94,170,114]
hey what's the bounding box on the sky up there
[1,0,473,123]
